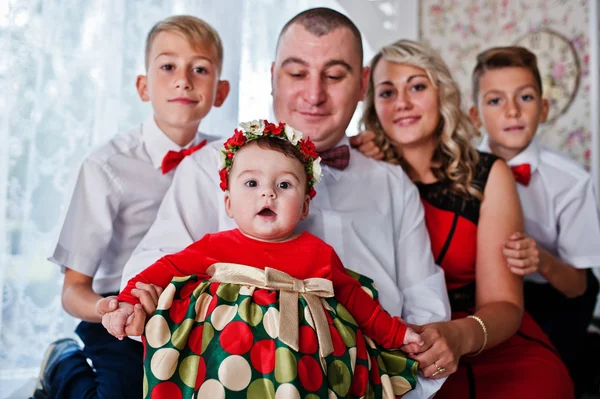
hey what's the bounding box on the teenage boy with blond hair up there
[33,15,229,399]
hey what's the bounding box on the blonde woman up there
[357,40,573,398]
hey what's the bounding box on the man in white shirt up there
[118,8,450,398]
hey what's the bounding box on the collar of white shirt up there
[478,135,542,174]
[321,136,351,182]
[142,116,200,170]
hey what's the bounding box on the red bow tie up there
[511,163,531,186]
[318,145,350,170]
[161,139,207,174]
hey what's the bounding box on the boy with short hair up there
[469,46,600,396]
[34,15,229,399]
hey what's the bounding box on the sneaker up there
[30,388,48,399]
[32,338,82,397]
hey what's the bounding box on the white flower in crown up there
[217,148,227,170]
[312,156,322,184]
[239,119,265,134]
[284,124,303,145]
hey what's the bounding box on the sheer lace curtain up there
[0,0,244,383]
[0,0,404,387]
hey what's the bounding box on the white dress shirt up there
[122,136,450,398]
[49,116,216,294]
[479,137,600,284]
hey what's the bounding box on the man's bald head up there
[276,7,363,65]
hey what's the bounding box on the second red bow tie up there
[510,163,531,186]
[162,139,207,174]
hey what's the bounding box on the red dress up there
[418,152,574,399]
[118,229,417,398]
[119,229,407,348]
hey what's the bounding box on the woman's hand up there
[503,232,540,276]
[401,321,464,379]
[349,131,384,160]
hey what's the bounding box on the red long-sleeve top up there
[118,229,407,348]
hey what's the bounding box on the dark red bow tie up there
[318,145,350,170]
[161,139,207,174]
[511,163,531,186]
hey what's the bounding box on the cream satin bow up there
[206,263,335,358]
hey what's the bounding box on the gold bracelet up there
[467,315,488,356]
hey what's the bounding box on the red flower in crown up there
[264,121,284,135]
[219,168,228,191]
[299,139,318,160]
[218,120,323,199]
[224,129,247,149]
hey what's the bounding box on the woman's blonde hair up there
[360,39,482,199]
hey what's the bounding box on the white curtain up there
[0,0,243,383]
[0,0,401,388]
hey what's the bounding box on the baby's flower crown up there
[218,119,322,199]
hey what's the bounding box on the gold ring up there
[432,362,446,377]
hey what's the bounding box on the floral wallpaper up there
[420,0,592,168]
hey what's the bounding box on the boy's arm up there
[503,233,586,297]
[330,250,414,348]
[538,250,587,297]
[505,176,600,297]
[62,269,105,322]
[52,159,120,321]
[548,176,600,296]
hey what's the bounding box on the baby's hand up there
[124,304,147,337]
[403,326,424,346]
[102,302,136,340]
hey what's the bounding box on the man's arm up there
[392,174,450,399]
[404,377,446,399]
[120,147,221,287]
[394,176,451,325]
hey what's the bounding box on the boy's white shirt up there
[479,136,600,283]
[48,116,215,294]
[122,135,451,398]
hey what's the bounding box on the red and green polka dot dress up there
[117,230,418,398]
[142,272,417,398]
